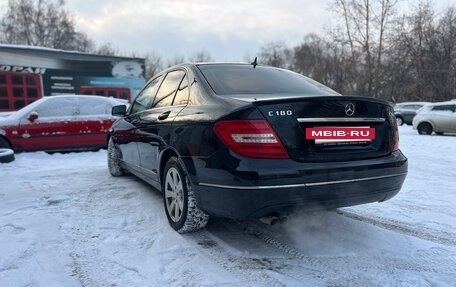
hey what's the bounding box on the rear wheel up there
[163,157,209,233]
[107,138,125,176]
[396,116,404,126]
[417,122,433,135]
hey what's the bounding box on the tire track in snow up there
[233,221,339,283]
[239,221,335,271]
[233,220,456,286]
[191,220,335,284]
[338,210,456,246]
[68,179,107,287]
[186,229,288,286]
[68,177,143,287]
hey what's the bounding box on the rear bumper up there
[185,150,408,220]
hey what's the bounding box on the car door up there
[402,105,416,123]
[76,97,117,148]
[431,105,455,132]
[15,97,80,150]
[115,76,162,167]
[136,69,188,183]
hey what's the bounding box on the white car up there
[413,102,456,135]
[394,101,429,126]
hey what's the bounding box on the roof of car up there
[44,94,105,98]
[195,62,255,66]
[395,101,430,105]
[40,94,122,102]
[426,101,456,106]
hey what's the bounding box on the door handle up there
[158,111,171,120]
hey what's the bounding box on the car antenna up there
[251,57,258,69]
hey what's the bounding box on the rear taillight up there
[214,120,289,159]
[391,125,399,151]
[388,110,399,151]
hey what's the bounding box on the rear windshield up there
[197,64,339,96]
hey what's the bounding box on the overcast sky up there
[65,0,338,61]
[3,0,454,61]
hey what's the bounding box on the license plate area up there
[306,126,375,146]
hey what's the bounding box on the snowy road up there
[1,125,455,287]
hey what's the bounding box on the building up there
[0,44,146,111]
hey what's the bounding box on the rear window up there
[197,64,339,96]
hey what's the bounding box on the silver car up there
[413,102,456,135]
[394,102,429,126]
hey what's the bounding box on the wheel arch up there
[106,130,114,146]
[159,148,180,183]
[418,120,435,129]
[0,135,12,150]
[159,148,198,190]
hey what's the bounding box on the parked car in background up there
[107,63,407,233]
[413,102,456,135]
[0,95,123,152]
[394,102,429,125]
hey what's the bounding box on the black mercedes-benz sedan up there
[107,63,408,233]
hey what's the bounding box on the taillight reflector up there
[388,110,399,151]
[214,120,289,159]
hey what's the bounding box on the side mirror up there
[28,111,39,122]
[112,105,127,117]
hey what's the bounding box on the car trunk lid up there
[250,96,396,162]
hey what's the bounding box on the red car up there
[0,95,123,152]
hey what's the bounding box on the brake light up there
[391,125,399,151]
[389,111,399,151]
[214,120,289,159]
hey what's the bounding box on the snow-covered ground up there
[0,125,455,287]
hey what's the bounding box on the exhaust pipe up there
[259,214,288,225]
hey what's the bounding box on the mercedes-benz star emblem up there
[345,103,355,116]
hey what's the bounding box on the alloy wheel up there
[164,167,184,222]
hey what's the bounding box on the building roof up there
[0,44,144,62]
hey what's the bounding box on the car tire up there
[0,148,15,163]
[163,157,209,233]
[396,116,404,126]
[0,137,11,149]
[417,122,433,135]
[107,137,125,176]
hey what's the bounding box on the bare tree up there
[428,7,456,101]
[0,0,92,51]
[386,2,437,101]
[332,0,399,98]
[95,42,120,56]
[380,1,456,102]
[144,52,163,79]
[294,34,351,94]
[258,41,293,68]
[166,55,186,68]
[253,0,455,102]
[188,50,213,63]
